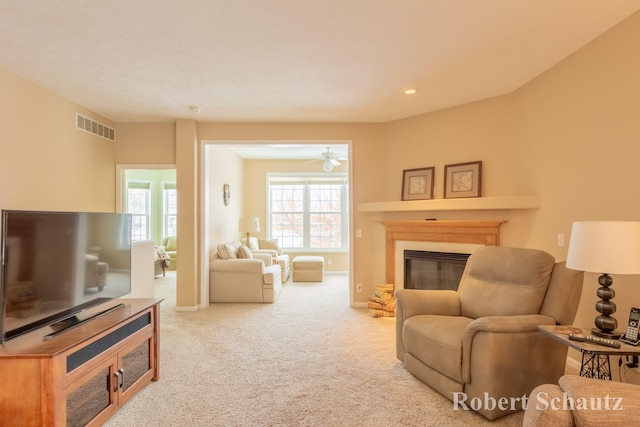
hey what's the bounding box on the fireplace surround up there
[380,220,506,290]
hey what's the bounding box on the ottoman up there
[292,256,324,282]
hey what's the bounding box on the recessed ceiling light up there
[403,88,418,95]
[189,105,202,113]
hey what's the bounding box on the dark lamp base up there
[591,328,622,339]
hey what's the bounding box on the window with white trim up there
[268,174,348,251]
[163,182,177,237]
[126,181,151,241]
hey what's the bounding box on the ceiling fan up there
[304,147,343,172]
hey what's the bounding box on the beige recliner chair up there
[395,246,584,420]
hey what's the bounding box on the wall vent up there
[75,113,116,142]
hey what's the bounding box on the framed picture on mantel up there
[402,167,435,201]
[444,161,482,199]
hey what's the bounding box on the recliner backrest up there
[539,261,584,325]
[458,246,555,319]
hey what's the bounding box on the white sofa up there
[243,237,290,282]
[209,242,282,303]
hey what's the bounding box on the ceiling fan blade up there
[303,159,322,164]
[329,158,341,166]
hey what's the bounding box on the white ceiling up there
[1,1,638,124]
[213,143,349,160]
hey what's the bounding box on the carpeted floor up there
[104,272,526,426]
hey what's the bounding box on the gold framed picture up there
[444,161,482,199]
[402,167,435,201]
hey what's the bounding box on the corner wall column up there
[176,119,200,309]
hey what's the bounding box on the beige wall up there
[511,11,640,382]
[0,69,116,212]
[115,122,175,164]
[207,146,245,245]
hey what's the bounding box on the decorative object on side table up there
[401,167,435,201]
[239,216,260,241]
[566,220,640,339]
[443,160,482,198]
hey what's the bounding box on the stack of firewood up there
[368,284,396,318]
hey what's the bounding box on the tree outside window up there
[268,175,348,251]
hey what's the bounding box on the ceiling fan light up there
[322,161,334,172]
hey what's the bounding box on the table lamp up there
[566,221,640,338]
[239,216,260,242]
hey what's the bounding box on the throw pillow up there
[258,238,281,255]
[246,237,260,251]
[237,244,253,259]
[217,243,238,259]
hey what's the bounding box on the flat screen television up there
[0,210,132,342]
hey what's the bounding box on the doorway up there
[116,165,177,269]
[201,142,353,305]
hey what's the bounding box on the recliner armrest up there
[465,314,556,335]
[395,289,461,319]
[395,289,461,361]
[461,314,556,383]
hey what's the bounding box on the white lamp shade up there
[239,216,260,233]
[566,221,640,275]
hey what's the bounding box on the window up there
[126,181,151,241]
[268,174,348,251]
[163,183,177,237]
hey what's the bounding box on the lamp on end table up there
[239,216,260,242]
[566,220,640,339]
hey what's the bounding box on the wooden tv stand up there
[0,298,162,426]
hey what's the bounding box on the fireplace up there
[381,220,505,291]
[404,250,470,290]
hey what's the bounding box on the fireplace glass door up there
[404,251,470,291]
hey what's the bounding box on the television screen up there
[0,210,132,342]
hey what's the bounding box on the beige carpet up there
[105,273,525,427]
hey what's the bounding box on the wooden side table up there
[538,325,640,380]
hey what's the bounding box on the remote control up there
[568,333,621,348]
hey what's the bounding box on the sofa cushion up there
[217,243,238,259]
[459,246,555,319]
[402,315,473,383]
[258,238,281,255]
[244,237,260,250]
[237,244,253,259]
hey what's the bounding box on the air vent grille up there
[75,113,116,142]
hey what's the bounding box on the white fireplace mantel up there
[359,195,539,213]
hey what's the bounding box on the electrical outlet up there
[356,283,363,292]
[557,233,565,248]
[356,229,362,238]
[327,259,332,266]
